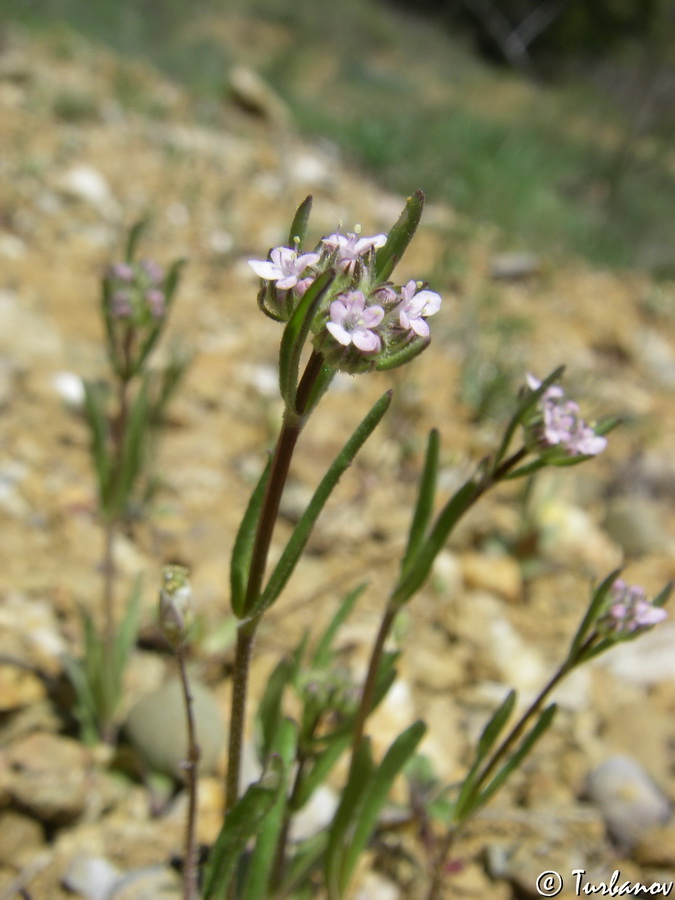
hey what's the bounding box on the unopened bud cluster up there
[249,225,441,375]
[159,564,194,646]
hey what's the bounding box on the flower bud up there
[158,564,194,646]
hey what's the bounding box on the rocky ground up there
[0,23,674,900]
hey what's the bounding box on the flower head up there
[322,229,387,273]
[106,258,168,324]
[326,291,384,354]
[397,280,442,338]
[525,374,607,457]
[248,246,321,291]
[602,579,667,634]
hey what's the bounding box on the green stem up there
[348,602,398,771]
[426,635,596,900]
[225,352,326,815]
[177,643,200,900]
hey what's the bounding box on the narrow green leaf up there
[113,576,142,677]
[203,760,282,900]
[325,738,375,900]
[402,429,439,573]
[280,831,329,898]
[125,220,147,262]
[311,584,365,668]
[298,356,335,418]
[241,719,298,900]
[502,459,548,480]
[454,691,516,818]
[373,190,424,283]
[569,568,623,658]
[340,721,427,895]
[278,269,335,411]
[288,195,313,249]
[390,479,479,607]
[252,391,392,618]
[256,657,294,762]
[115,377,151,515]
[473,705,556,815]
[375,335,430,372]
[82,380,112,506]
[230,458,272,618]
[293,732,352,811]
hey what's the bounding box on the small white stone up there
[52,371,85,407]
[63,855,122,900]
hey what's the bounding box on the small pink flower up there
[248,246,321,290]
[326,291,384,354]
[526,374,607,457]
[322,230,387,272]
[398,280,442,338]
[145,289,166,318]
[606,579,667,633]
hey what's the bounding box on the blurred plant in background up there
[65,224,188,745]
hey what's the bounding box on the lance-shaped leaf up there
[454,690,516,818]
[373,190,424,283]
[113,376,151,517]
[568,568,622,659]
[292,731,352,811]
[288,195,313,249]
[82,379,112,509]
[255,657,294,763]
[464,704,556,820]
[203,758,283,900]
[240,719,298,900]
[278,269,335,412]
[402,429,439,573]
[333,721,427,898]
[391,478,479,607]
[325,738,375,900]
[375,335,430,372]
[125,219,147,262]
[251,391,392,618]
[311,585,365,668]
[230,458,272,618]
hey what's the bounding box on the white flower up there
[322,230,387,272]
[398,280,442,337]
[326,291,384,353]
[248,246,321,290]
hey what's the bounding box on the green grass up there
[4,0,675,274]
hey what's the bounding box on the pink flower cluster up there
[526,374,607,457]
[248,228,442,371]
[107,259,167,322]
[604,579,667,633]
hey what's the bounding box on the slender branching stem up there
[177,643,201,900]
[349,447,529,776]
[426,635,596,900]
[225,351,326,815]
[349,601,399,769]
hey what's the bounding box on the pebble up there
[123,676,226,779]
[2,732,91,824]
[62,855,122,900]
[0,809,44,866]
[459,551,522,604]
[0,662,45,711]
[598,622,675,687]
[586,755,671,849]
